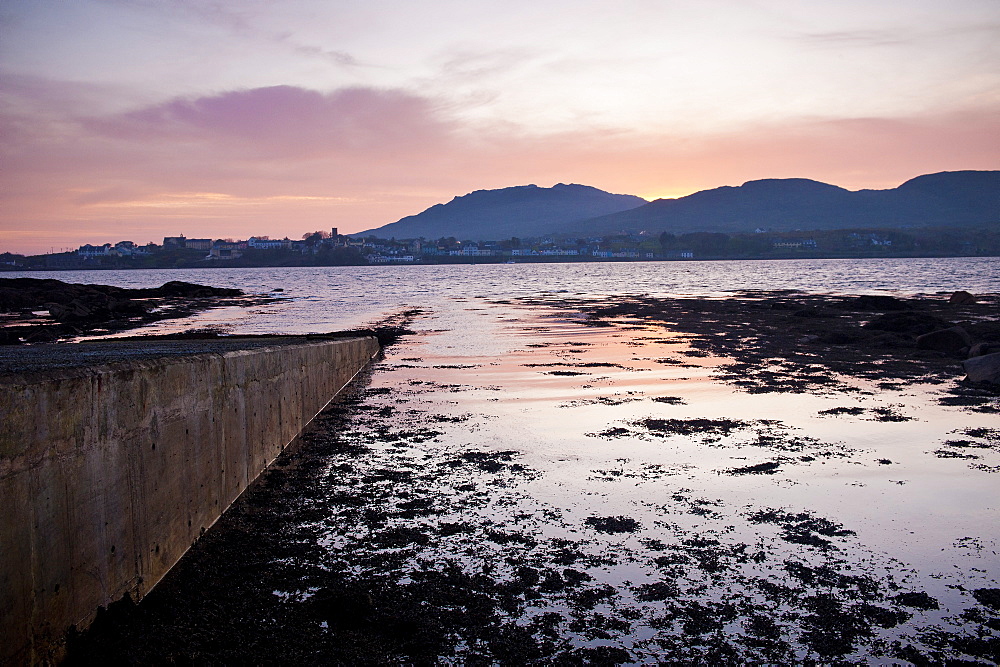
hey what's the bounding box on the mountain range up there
[357,171,999,240]
[361,184,646,240]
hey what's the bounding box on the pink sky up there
[2,1,998,255]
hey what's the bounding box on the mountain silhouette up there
[356,184,646,239]
[356,171,998,240]
[561,171,999,237]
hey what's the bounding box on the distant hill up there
[356,184,647,240]
[356,171,999,241]
[564,170,1000,237]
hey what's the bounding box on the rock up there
[916,327,972,355]
[848,295,908,311]
[792,307,830,318]
[23,327,58,343]
[157,280,242,298]
[964,353,1000,384]
[863,312,950,336]
[870,332,911,349]
[949,290,977,305]
[46,300,94,321]
[0,329,23,345]
[819,331,858,345]
[968,342,999,358]
[46,302,69,320]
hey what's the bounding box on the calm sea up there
[8,256,999,334]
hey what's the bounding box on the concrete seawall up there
[0,336,380,664]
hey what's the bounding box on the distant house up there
[162,235,187,247]
[540,249,579,256]
[366,254,414,263]
[209,241,243,259]
[184,238,213,251]
[450,246,495,257]
[113,241,136,256]
[112,241,151,256]
[247,237,288,250]
[78,243,112,257]
[773,239,817,250]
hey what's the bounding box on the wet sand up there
[66,293,1000,664]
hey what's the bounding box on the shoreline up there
[4,248,1000,273]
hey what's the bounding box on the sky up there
[1,0,998,255]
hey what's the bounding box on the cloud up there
[797,30,910,48]
[85,85,452,159]
[290,44,362,67]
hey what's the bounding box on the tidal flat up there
[68,292,1000,665]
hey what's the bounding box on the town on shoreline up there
[3,225,998,271]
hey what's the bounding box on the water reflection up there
[8,257,999,338]
[294,297,997,662]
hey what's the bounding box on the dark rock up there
[863,312,950,336]
[792,307,829,318]
[949,290,977,305]
[848,295,908,311]
[869,332,911,349]
[963,353,1000,384]
[142,281,242,298]
[819,331,858,345]
[23,327,58,343]
[969,342,999,358]
[309,588,375,627]
[47,299,96,322]
[915,327,972,355]
[0,329,23,345]
[0,277,245,343]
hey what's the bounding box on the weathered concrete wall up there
[0,337,379,664]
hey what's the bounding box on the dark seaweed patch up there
[637,417,750,436]
[749,509,856,549]
[818,406,865,416]
[892,591,940,610]
[652,396,686,405]
[585,516,641,533]
[973,588,1000,611]
[726,461,782,475]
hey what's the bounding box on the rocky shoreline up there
[527,289,1000,398]
[0,277,275,344]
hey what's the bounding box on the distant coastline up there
[3,224,998,272]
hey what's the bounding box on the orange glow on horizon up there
[636,189,694,202]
